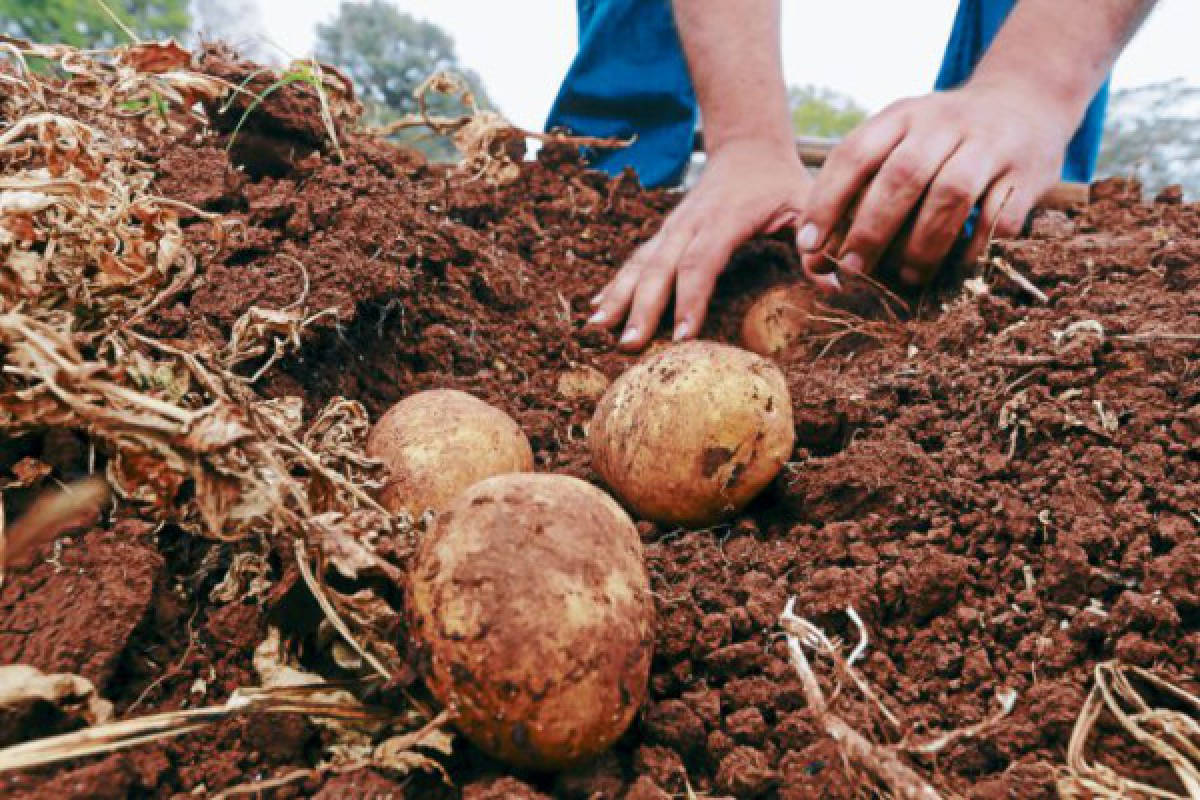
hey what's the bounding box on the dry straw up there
[0,36,444,779]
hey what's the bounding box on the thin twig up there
[294,541,391,680]
[990,257,1049,304]
[90,0,141,44]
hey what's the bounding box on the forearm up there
[672,0,793,156]
[970,0,1157,123]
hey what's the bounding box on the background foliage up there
[1097,79,1200,198]
[5,0,1199,193]
[314,0,494,160]
[0,0,190,48]
[788,84,868,139]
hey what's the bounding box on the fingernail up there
[842,252,864,273]
[673,321,690,342]
[814,272,842,294]
[589,293,604,307]
[796,223,819,251]
[619,327,639,345]
[587,310,607,326]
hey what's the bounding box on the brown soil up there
[0,47,1197,799]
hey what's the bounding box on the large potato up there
[407,473,653,771]
[366,389,533,516]
[590,341,794,526]
[741,283,831,358]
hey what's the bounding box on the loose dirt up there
[0,46,1196,799]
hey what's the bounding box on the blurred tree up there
[1097,79,1200,199]
[188,0,271,61]
[788,85,867,138]
[315,0,495,160]
[0,0,190,48]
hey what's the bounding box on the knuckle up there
[935,102,964,128]
[612,268,641,290]
[904,233,944,268]
[882,96,913,117]
[847,226,887,255]
[995,214,1024,239]
[886,154,923,188]
[933,173,973,206]
[832,145,869,177]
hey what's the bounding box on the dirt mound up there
[0,44,1196,800]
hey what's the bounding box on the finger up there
[797,110,908,255]
[965,176,1037,265]
[588,232,667,330]
[801,251,842,293]
[801,223,846,291]
[836,128,963,276]
[898,144,999,285]
[765,178,813,236]
[617,227,695,350]
[672,228,738,341]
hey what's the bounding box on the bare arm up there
[673,0,793,156]
[588,0,812,350]
[973,0,1156,115]
[800,0,1159,284]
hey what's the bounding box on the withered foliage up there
[376,70,630,186]
[0,37,444,781]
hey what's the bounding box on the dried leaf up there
[312,511,405,586]
[371,711,454,784]
[158,70,226,105]
[256,396,304,437]
[181,404,255,453]
[5,457,51,489]
[0,190,55,213]
[118,40,191,73]
[329,588,405,672]
[253,627,326,690]
[0,665,113,725]
[210,551,273,604]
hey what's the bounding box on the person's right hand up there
[587,139,820,351]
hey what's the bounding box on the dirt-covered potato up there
[590,340,794,526]
[556,364,609,403]
[407,473,653,771]
[366,389,533,516]
[741,283,830,358]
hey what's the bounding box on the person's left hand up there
[795,81,1078,286]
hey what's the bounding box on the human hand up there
[796,82,1078,286]
[588,139,816,351]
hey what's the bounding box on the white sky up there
[260,0,1200,130]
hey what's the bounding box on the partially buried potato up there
[741,283,831,358]
[366,389,533,517]
[407,473,653,771]
[590,340,794,526]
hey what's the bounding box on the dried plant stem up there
[209,768,317,800]
[780,600,942,800]
[1060,662,1200,800]
[990,257,1049,303]
[780,599,1019,799]
[294,542,391,680]
[0,685,385,773]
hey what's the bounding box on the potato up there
[556,364,609,403]
[407,473,653,771]
[366,389,533,516]
[741,283,830,358]
[590,341,794,526]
